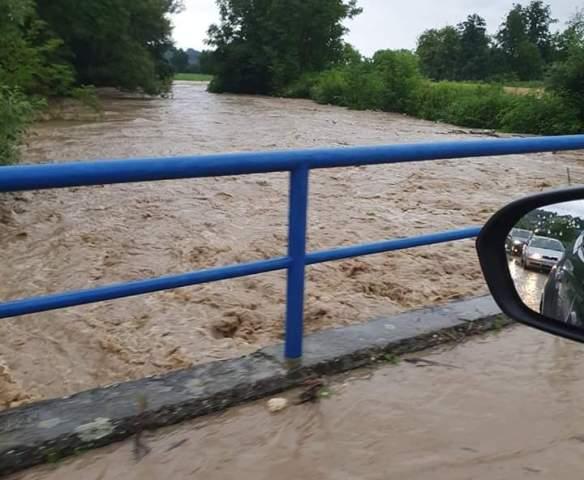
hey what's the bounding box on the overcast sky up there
[172,0,578,56]
[544,201,584,219]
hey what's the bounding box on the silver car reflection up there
[521,235,565,270]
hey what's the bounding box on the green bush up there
[498,94,582,135]
[342,67,385,110]
[0,87,38,165]
[292,48,581,136]
[310,69,349,105]
[281,73,321,98]
[372,50,422,113]
[71,85,101,111]
[437,85,514,129]
[309,51,423,113]
[412,82,469,121]
[547,47,584,121]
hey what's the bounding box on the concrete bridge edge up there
[0,296,507,475]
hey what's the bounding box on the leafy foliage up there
[293,3,583,135]
[0,0,74,96]
[416,2,560,82]
[498,93,581,134]
[416,27,461,81]
[0,86,38,165]
[296,54,582,135]
[547,46,584,122]
[168,47,190,73]
[36,0,181,95]
[457,15,491,80]
[371,50,421,113]
[207,0,361,94]
[0,0,182,163]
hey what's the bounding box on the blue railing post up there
[285,165,310,359]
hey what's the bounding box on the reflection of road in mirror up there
[511,199,584,326]
[508,256,549,312]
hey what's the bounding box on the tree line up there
[206,0,361,94]
[205,0,584,135]
[167,47,214,74]
[1,0,182,164]
[417,2,578,82]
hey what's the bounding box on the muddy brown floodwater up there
[1,81,583,408]
[10,326,584,480]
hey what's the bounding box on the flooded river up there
[1,82,583,408]
[10,326,584,480]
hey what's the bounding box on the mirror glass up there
[508,200,584,327]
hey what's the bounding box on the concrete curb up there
[0,296,506,475]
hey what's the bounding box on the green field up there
[433,80,544,94]
[174,73,213,82]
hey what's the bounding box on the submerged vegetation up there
[0,0,182,164]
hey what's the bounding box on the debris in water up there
[295,378,326,405]
[404,357,461,369]
[267,397,288,413]
[166,438,189,452]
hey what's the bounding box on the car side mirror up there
[477,187,584,343]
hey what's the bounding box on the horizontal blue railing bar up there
[3,136,584,357]
[0,257,292,319]
[0,228,479,319]
[306,227,482,265]
[2,135,584,192]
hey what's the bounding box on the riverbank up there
[281,52,581,136]
[1,81,583,409]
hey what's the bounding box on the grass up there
[435,80,545,96]
[502,80,545,89]
[301,64,581,134]
[174,73,213,82]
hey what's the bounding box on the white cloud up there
[172,0,577,55]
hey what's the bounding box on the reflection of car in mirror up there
[505,228,532,256]
[541,231,584,326]
[476,187,584,345]
[521,235,564,270]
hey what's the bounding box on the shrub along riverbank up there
[0,0,181,165]
[283,50,583,136]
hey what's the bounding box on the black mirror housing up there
[477,187,584,343]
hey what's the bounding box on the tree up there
[35,0,183,94]
[0,0,73,164]
[524,0,556,62]
[457,14,491,80]
[168,47,190,73]
[416,27,461,81]
[0,0,73,96]
[515,40,544,79]
[198,50,215,74]
[206,0,362,94]
[372,50,422,113]
[497,5,528,59]
[555,9,584,59]
[547,46,584,122]
[496,3,544,80]
[340,43,362,66]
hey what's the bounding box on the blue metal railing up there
[2,135,584,358]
